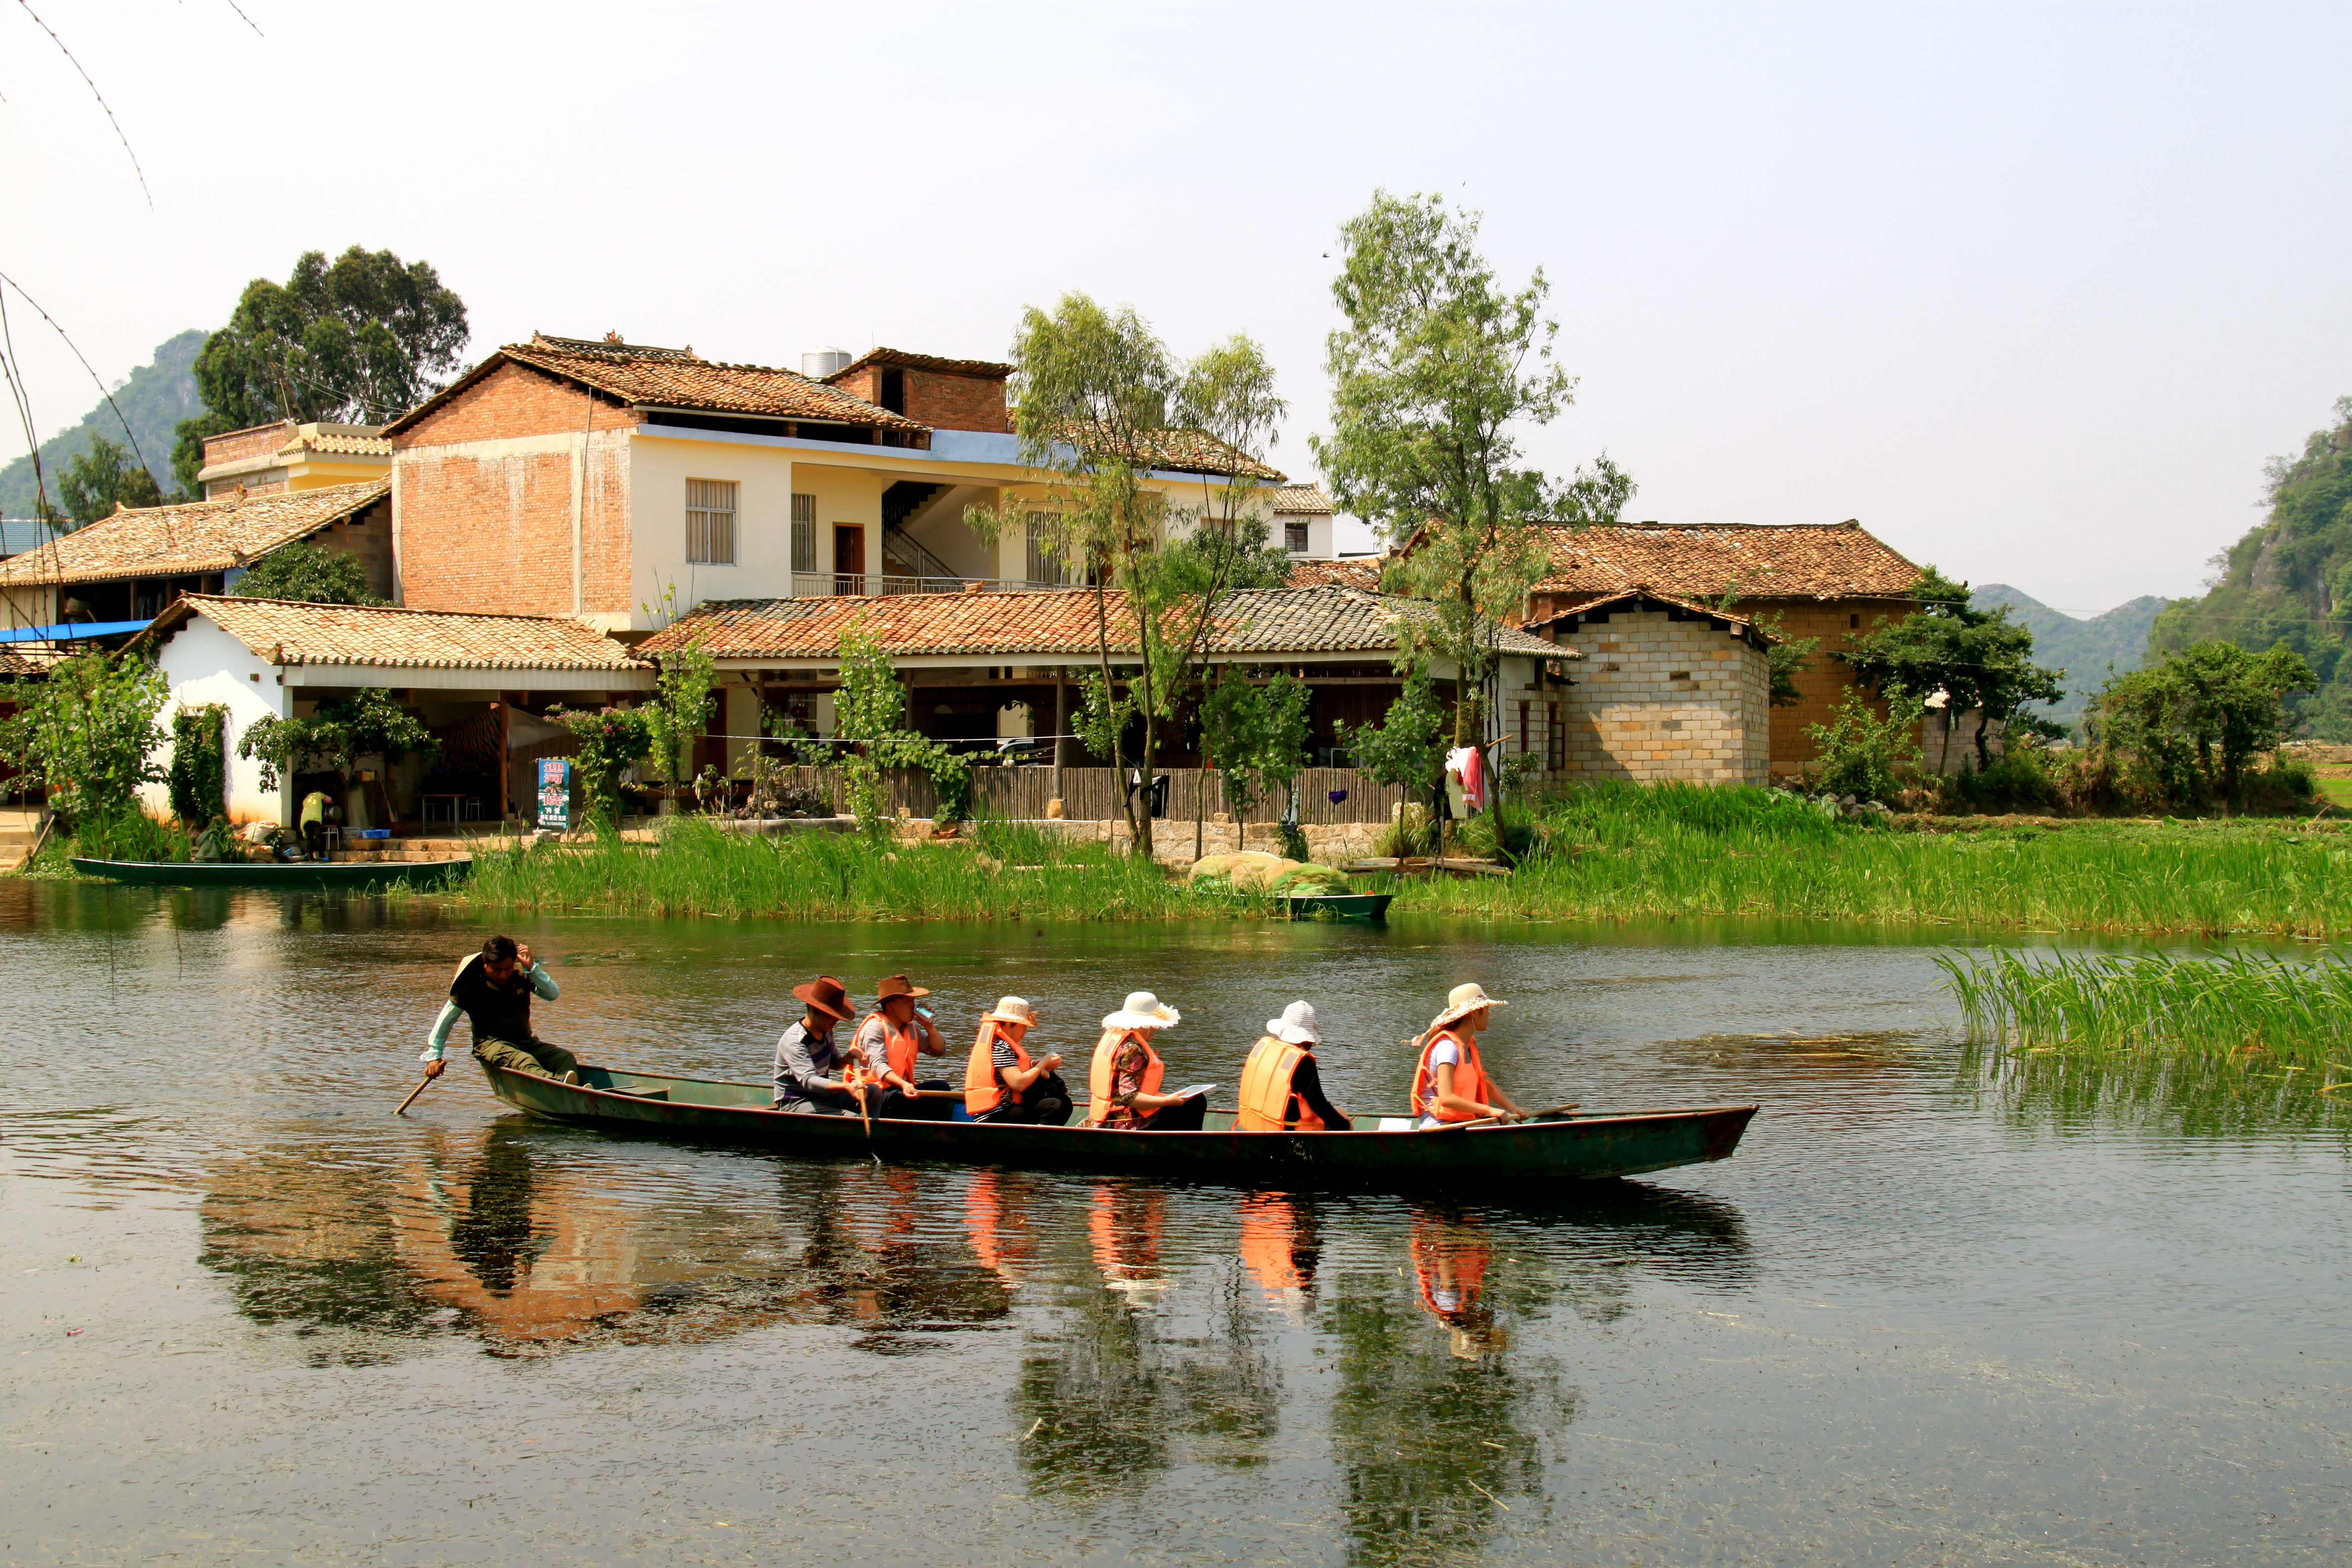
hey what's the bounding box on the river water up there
[4,881,2349,1567]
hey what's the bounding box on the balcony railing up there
[790,572,1073,598]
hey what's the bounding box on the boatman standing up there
[774,975,860,1114]
[420,935,573,1084]
[1235,1001,1352,1131]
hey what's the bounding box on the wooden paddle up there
[393,1071,438,1116]
[1441,1100,1580,1130]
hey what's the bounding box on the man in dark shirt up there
[774,976,858,1113]
[420,935,573,1083]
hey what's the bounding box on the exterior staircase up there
[328,835,497,864]
[0,808,46,873]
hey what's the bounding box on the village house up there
[0,480,392,639]
[381,334,1285,633]
[135,594,649,827]
[1522,589,1775,785]
[196,421,392,498]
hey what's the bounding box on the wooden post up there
[493,700,509,833]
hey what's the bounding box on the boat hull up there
[1282,891,1395,920]
[485,1064,1757,1184]
[71,856,469,890]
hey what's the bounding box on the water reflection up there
[1959,1042,2352,1142]
[1238,1190,1324,1316]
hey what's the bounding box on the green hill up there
[2144,396,2352,738]
[1971,583,2165,726]
[0,329,208,521]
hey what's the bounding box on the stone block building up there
[1526,590,1772,784]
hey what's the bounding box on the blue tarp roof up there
[0,620,150,644]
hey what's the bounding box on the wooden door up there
[833,525,866,595]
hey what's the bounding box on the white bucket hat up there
[1429,981,1507,1031]
[1266,1000,1319,1045]
[983,996,1037,1027]
[1103,991,1180,1030]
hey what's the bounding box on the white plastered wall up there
[143,617,292,824]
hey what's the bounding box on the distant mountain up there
[0,329,208,522]
[1972,582,2165,726]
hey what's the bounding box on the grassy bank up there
[446,818,1237,922]
[1940,948,2352,1067]
[1397,784,2352,937]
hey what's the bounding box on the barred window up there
[686,479,737,565]
[1024,511,1066,586]
[791,492,816,572]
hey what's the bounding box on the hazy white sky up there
[3,1,2347,615]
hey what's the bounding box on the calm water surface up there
[3,882,2349,1567]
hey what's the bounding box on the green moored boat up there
[1280,890,1395,920]
[71,856,470,890]
[483,1062,1757,1184]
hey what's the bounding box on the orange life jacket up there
[1410,1028,1490,1123]
[855,1009,921,1085]
[964,1020,1032,1116]
[1236,1035,1327,1132]
[1238,1192,1308,1293]
[1411,1222,1490,1319]
[1087,1028,1164,1127]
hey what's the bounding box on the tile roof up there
[0,646,62,677]
[0,481,389,588]
[385,335,927,438]
[1525,588,1775,645]
[1534,520,1921,601]
[1283,556,1385,590]
[145,594,647,672]
[1272,483,1334,514]
[823,347,1014,382]
[302,428,393,456]
[641,584,1564,663]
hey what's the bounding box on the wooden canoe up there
[70,856,469,890]
[484,1062,1757,1183]
[1281,890,1395,920]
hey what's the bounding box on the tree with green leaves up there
[831,625,973,834]
[2090,640,2314,805]
[645,634,718,790]
[1339,665,1449,855]
[1840,566,2066,771]
[1315,191,1627,853]
[545,706,652,826]
[57,435,163,527]
[1199,667,1310,855]
[232,542,383,605]
[0,649,168,824]
[173,246,469,492]
[238,688,439,801]
[963,293,1285,858]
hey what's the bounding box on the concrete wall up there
[1556,609,1769,784]
[145,616,291,824]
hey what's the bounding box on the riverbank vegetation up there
[1940,948,2352,1066]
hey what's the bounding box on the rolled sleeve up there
[528,963,559,1000]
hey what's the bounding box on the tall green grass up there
[1400,782,2352,936]
[450,816,1232,922]
[1938,948,2352,1066]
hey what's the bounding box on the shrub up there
[166,704,229,826]
[1375,800,1435,858]
[1938,745,2058,814]
[550,706,653,825]
[0,650,169,825]
[73,807,189,863]
[1807,690,1924,803]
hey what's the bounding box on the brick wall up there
[830,365,1009,433]
[392,362,637,618]
[1556,610,1770,784]
[303,496,394,601]
[202,422,296,469]
[1740,595,1915,772]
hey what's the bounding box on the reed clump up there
[1396,782,2352,937]
[1937,948,2352,1066]
[449,816,1243,923]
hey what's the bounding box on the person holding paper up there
[1086,991,1206,1131]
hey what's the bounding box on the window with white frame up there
[791,492,816,572]
[1283,521,1310,554]
[686,479,737,564]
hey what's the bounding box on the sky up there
[2,0,2347,617]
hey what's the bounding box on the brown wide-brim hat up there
[875,973,931,1003]
[793,975,853,1022]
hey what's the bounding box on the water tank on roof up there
[803,347,852,379]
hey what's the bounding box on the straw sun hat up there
[1266,1000,1320,1045]
[1102,991,1180,1030]
[983,996,1038,1028]
[1429,982,1507,1031]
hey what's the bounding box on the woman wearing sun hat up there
[1236,1001,1352,1132]
[1086,992,1206,1132]
[1410,983,1529,1128]
[964,996,1072,1125]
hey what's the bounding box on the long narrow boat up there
[1281,890,1395,920]
[486,1062,1757,1183]
[71,856,469,890]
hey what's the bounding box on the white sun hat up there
[983,996,1038,1027]
[1429,981,1507,1031]
[1266,1000,1320,1045]
[1103,991,1180,1030]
